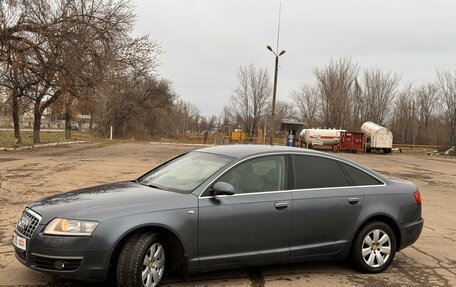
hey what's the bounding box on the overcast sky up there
[134,0,456,116]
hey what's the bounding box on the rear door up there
[198,155,292,267]
[290,155,364,258]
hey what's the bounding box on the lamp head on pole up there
[267,45,273,52]
[279,50,286,56]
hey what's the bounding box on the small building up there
[280,119,305,147]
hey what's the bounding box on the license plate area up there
[13,233,27,251]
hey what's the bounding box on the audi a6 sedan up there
[13,145,423,286]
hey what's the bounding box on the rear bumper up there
[399,218,423,250]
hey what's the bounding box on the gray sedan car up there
[13,145,423,286]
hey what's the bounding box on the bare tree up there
[314,58,359,129]
[390,85,417,144]
[104,72,176,138]
[1,0,159,143]
[291,84,320,127]
[437,70,456,145]
[0,1,40,144]
[416,83,438,144]
[200,115,217,144]
[219,105,234,130]
[265,100,296,138]
[231,64,271,137]
[359,68,400,126]
[181,101,200,134]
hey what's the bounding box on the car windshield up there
[138,152,233,193]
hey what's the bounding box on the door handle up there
[274,202,288,210]
[348,197,360,205]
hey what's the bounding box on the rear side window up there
[341,163,382,186]
[292,155,348,189]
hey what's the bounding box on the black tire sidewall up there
[118,233,166,287]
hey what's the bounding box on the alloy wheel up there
[361,229,391,268]
[141,243,165,287]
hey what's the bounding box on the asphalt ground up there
[0,143,455,286]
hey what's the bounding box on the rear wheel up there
[117,232,166,287]
[350,222,396,273]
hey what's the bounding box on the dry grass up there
[0,130,95,148]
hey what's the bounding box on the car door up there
[290,155,364,258]
[198,155,292,267]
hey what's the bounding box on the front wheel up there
[350,222,396,273]
[117,232,166,287]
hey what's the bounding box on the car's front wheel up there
[351,222,396,273]
[117,232,166,287]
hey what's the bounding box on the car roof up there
[195,144,325,159]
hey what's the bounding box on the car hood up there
[28,181,195,224]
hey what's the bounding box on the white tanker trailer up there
[361,121,393,153]
[299,128,346,149]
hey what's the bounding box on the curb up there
[149,142,215,147]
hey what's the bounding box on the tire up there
[350,222,396,273]
[117,232,166,287]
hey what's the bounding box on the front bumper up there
[14,225,112,282]
[399,218,424,250]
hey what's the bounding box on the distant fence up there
[153,136,454,155]
[156,134,287,146]
[0,118,66,129]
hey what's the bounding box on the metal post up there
[270,55,279,145]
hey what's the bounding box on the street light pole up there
[267,46,285,146]
[267,2,285,146]
[270,54,279,146]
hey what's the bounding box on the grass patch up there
[0,130,95,148]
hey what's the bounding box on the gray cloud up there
[134,0,456,116]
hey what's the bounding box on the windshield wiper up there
[138,181,168,191]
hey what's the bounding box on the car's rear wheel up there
[117,232,166,287]
[351,222,396,273]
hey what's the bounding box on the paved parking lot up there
[0,143,455,286]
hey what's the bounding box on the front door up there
[198,155,292,267]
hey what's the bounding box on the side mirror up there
[212,182,235,196]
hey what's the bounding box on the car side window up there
[216,156,285,194]
[340,163,382,186]
[292,155,348,189]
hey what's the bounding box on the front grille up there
[15,247,27,262]
[31,254,82,271]
[16,208,41,239]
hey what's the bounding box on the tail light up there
[414,191,422,206]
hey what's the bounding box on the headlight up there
[44,218,99,236]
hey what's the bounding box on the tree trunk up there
[65,110,71,140]
[89,112,93,131]
[33,108,41,144]
[11,92,22,146]
[64,108,71,140]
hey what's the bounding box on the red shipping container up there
[338,131,365,152]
